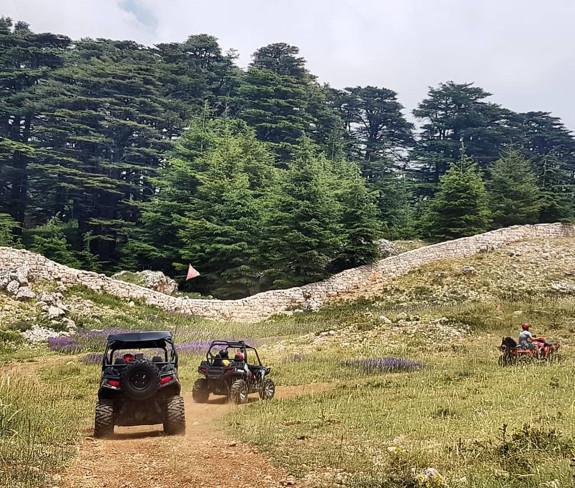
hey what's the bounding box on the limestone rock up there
[0,271,10,289]
[112,270,178,295]
[21,325,66,343]
[62,318,77,330]
[47,305,66,319]
[550,281,575,294]
[16,286,36,300]
[15,266,29,285]
[6,280,19,295]
[377,239,398,258]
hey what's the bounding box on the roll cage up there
[102,331,178,369]
[206,340,263,367]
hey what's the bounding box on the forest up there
[1,17,574,298]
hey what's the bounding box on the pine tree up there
[0,213,20,246]
[331,86,414,181]
[28,217,81,267]
[261,139,341,287]
[426,153,491,239]
[413,82,514,189]
[29,40,176,266]
[0,18,70,223]
[329,161,381,271]
[488,149,541,227]
[532,152,573,222]
[377,173,417,239]
[126,119,275,297]
[177,122,275,298]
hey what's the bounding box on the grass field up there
[1,238,575,487]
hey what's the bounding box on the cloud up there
[2,0,575,129]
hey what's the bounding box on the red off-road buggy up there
[498,336,560,366]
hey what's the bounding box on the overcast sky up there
[3,0,575,130]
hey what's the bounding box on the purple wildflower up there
[176,340,213,355]
[342,357,424,373]
[48,336,80,353]
[81,353,104,364]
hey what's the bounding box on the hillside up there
[1,223,573,329]
[2,226,575,488]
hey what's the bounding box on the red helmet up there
[123,353,135,363]
[521,323,530,330]
[234,352,245,361]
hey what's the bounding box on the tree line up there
[1,18,574,297]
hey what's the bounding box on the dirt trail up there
[60,384,327,488]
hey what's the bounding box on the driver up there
[518,323,539,355]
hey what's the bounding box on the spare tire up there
[120,360,161,400]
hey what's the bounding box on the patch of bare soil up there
[60,385,327,488]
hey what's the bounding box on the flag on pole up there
[186,264,200,280]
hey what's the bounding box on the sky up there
[3,0,575,130]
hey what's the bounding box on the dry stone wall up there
[1,223,574,322]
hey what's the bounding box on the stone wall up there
[1,223,574,322]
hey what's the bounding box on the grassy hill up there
[1,236,575,487]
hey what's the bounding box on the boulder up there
[112,270,178,295]
[5,280,20,295]
[15,286,36,300]
[377,239,398,258]
[15,266,29,285]
[47,305,66,319]
[0,271,11,289]
[21,325,66,343]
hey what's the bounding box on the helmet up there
[234,352,245,361]
[123,353,135,363]
[219,349,229,359]
[521,323,530,330]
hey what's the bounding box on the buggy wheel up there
[94,399,114,438]
[164,395,186,435]
[192,378,210,403]
[259,378,275,400]
[230,379,249,404]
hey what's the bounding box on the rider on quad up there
[519,323,546,357]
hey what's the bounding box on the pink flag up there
[186,264,200,280]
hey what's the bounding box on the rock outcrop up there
[1,223,574,322]
[112,270,178,295]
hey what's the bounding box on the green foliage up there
[331,86,414,181]
[330,161,381,270]
[261,139,341,287]
[28,217,81,268]
[176,121,276,298]
[488,149,541,227]
[426,153,491,239]
[0,213,20,246]
[1,19,575,295]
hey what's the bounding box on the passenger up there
[123,353,135,363]
[220,349,230,366]
[233,351,251,378]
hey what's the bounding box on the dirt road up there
[60,386,323,488]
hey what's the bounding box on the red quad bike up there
[192,340,275,404]
[498,336,560,366]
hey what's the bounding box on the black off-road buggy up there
[94,331,185,438]
[192,340,275,404]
